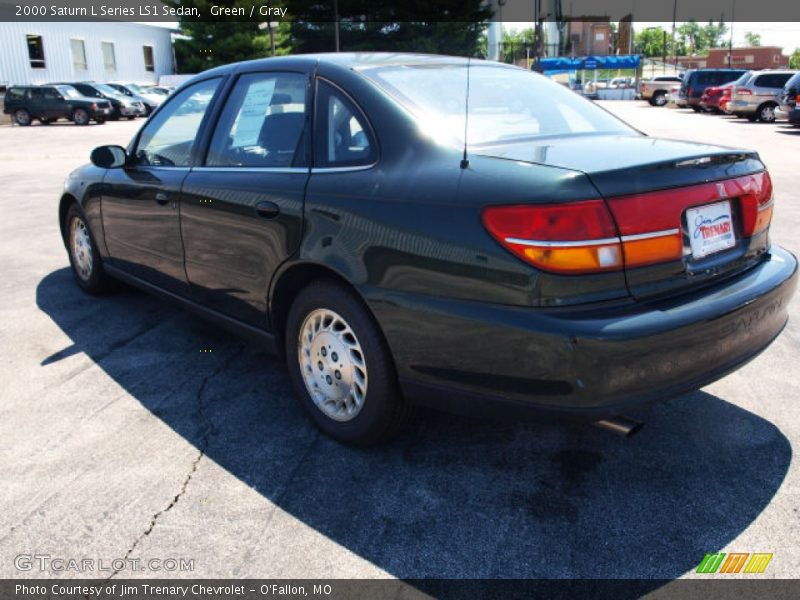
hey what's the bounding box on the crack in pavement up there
[105,342,247,580]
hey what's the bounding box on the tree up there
[789,49,800,69]
[677,20,702,54]
[165,1,291,73]
[635,27,667,58]
[703,21,728,49]
[744,32,762,47]
[288,0,492,57]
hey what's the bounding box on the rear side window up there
[6,87,26,99]
[314,80,376,168]
[42,87,60,101]
[134,78,220,168]
[755,74,793,88]
[206,72,307,168]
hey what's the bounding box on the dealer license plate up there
[686,200,735,259]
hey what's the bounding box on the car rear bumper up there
[367,245,797,419]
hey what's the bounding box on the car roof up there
[202,52,516,77]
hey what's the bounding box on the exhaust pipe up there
[593,415,643,437]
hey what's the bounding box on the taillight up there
[795,94,800,104]
[740,172,774,236]
[738,88,752,95]
[688,87,693,96]
[481,201,623,274]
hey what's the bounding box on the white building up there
[0,22,174,88]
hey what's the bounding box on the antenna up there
[460,57,471,169]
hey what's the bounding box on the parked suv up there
[728,70,797,122]
[52,82,146,120]
[679,69,748,111]
[778,71,800,126]
[2,85,112,126]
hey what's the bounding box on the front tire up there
[73,109,89,126]
[285,280,412,445]
[64,204,111,295]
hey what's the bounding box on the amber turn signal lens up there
[622,234,683,268]
[520,244,622,274]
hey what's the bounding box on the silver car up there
[728,70,797,122]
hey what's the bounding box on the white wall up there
[0,22,174,87]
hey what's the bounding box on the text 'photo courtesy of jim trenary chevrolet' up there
[1,1,799,599]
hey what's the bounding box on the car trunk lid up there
[475,134,772,300]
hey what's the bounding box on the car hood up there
[473,134,765,197]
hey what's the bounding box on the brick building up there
[565,19,614,56]
[676,46,788,70]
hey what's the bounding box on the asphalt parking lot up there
[0,104,798,586]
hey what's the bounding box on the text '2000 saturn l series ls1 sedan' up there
[59,53,797,445]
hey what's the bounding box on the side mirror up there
[91,145,128,169]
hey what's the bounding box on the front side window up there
[135,78,220,167]
[102,42,116,70]
[26,35,45,69]
[206,72,307,168]
[70,39,87,70]
[143,46,155,72]
[314,80,375,168]
[362,64,633,147]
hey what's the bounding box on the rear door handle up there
[155,192,169,206]
[255,200,280,219]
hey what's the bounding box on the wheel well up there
[270,263,362,349]
[59,194,78,243]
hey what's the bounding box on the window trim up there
[70,38,88,71]
[203,70,312,170]
[311,77,379,173]
[143,45,155,72]
[26,34,46,69]
[130,76,225,169]
[101,41,117,71]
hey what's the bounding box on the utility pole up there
[670,0,677,67]
[334,0,340,52]
[728,0,736,68]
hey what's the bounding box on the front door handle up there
[155,192,169,206]
[255,200,280,219]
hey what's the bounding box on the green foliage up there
[500,28,537,64]
[674,20,728,55]
[288,0,492,57]
[789,49,800,69]
[165,1,291,73]
[635,27,667,58]
[744,32,762,47]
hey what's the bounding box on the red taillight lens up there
[688,87,693,96]
[738,88,752,95]
[740,172,774,236]
[795,94,800,104]
[481,201,623,274]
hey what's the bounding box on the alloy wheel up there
[298,308,368,422]
[760,105,776,122]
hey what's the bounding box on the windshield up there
[56,85,82,99]
[93,83,124,97]
[361,64,635,146]
[125,83,144,93]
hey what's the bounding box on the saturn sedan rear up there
[58,53,797,445]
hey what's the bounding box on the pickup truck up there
[639,76,683,106]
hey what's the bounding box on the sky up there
[507,21,799,54]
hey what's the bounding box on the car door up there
[40,87,63,119]
[27,88,46,119]
[102,77,223,296]
[180,70,311,327]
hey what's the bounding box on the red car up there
[700,83,736,113]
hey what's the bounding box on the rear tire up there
[64,204,112,295]
[757,103,777,123]
[285,280,413,445]
[652,91,667,107]
[14,109,31,126]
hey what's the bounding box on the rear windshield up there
[360,64,634,146]
[93,83,123,96]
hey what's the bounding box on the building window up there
[26,34,45,69]
[70,39,87,70]
[143,45,155,72]
[102,42,116,70]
